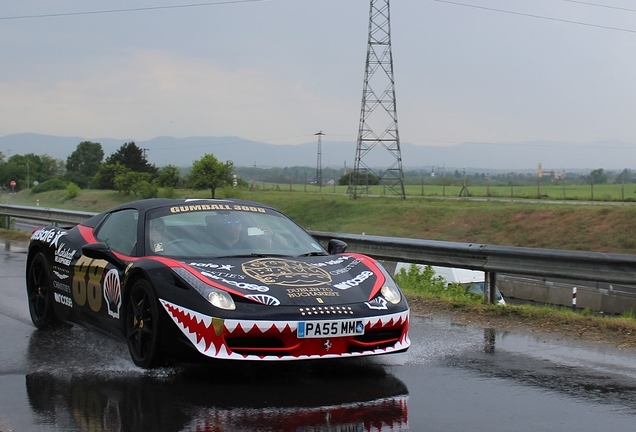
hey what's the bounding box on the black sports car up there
[26,198,410,367]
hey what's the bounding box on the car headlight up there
[208,291,236,310]
[381,284,401,304]
[173,268,236,310]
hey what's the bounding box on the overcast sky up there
[2,0,636,154]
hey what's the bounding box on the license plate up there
[297,319,365,338]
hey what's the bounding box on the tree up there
[0,153,64,190]
[589,168,608,185]
[113,168,139,195]
[65,141,104,188]
[106,142,157,175]
[156,164,181,188]
[188,154,234,198]
[338,172,379,186]
[113,170,156,197]
[91,162,128,190]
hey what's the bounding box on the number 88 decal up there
[72,255,109,313]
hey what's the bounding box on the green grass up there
[5,186,636,253]
[265,182,636,202]
[396,264,636,346]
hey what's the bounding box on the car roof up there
[81,198,277,228]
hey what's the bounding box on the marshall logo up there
[54,243,77,266]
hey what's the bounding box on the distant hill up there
[0,133,632,171]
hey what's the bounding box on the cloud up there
[0,49,360,143]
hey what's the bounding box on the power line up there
[559,0,636,14]
[0,0,268,21]
[431,0,636,34]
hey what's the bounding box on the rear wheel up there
[26,253,61,329]
[125,279,161,368]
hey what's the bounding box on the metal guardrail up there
[308,232,636,307]
[3,203,635,287]
[0,204,96,226]
[306,233,636,286]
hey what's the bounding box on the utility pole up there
[315,131,324,190]
[350,0,405,200]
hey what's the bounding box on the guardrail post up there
[486,271,497,304]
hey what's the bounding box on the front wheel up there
[125,279,162,368]
[26,253,61,329]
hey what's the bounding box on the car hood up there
[178,253,388,306]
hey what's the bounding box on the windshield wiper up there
[216,253,290,258]
[297,251,329,257]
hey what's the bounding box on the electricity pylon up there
[350,0,405,200]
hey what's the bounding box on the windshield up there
[145,204,327,258]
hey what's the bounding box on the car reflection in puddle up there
[25,359,409,432]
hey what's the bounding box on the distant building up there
[538,163,565,180]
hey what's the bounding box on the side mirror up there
[327,239,348,255]
[82,242,126,269]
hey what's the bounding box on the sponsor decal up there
[333,271,374,290]
[365,297,388,310]
[189,262,234,272]
[201,271,269,292]
[54,292,73,307]
[54,243,77,266]
[329,259,362,276]
[311,255,353,268]
[72,255,108,313]
[203,271,245,280]
[243,258,332,287]
[53,281,71,293]
[286,287,339,298]
[53,270,69,280]
[170,204,267,214]
[244,294,281,306]
[31,228,67,247]
[103,269,122,319]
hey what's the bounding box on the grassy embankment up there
[6,187,636,252]
[5,187,636,346]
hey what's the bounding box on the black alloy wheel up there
[26,253,60,329]
[126,279,161,368]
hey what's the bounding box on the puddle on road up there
[412,314,636,414]
[21,326,410,431]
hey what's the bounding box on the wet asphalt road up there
[2,242,636,431]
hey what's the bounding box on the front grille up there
[298,306,354,316]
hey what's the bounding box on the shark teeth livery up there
[160,299,410,360]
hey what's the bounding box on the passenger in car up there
[149,218,167,253]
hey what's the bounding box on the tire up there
[26,253,61,329]
[125,279,162,368]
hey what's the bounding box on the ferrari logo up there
[324,339,332,351]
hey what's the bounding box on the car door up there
[73,208,139,334]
